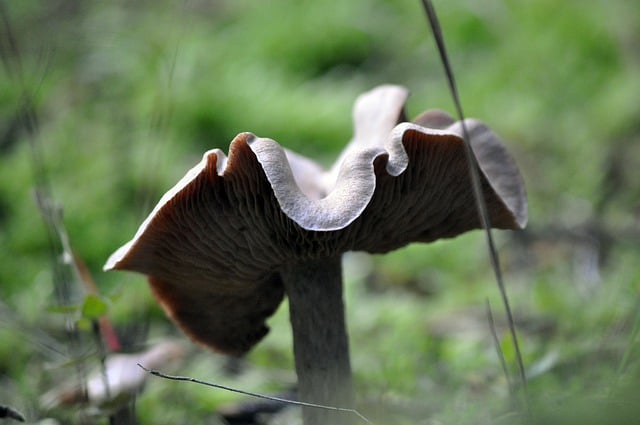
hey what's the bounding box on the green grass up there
[1,0,639,424]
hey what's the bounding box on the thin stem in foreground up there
[137,364,373,425]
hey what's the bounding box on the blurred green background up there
[1,0,639,424]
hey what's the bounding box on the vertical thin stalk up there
[420,0,528,392]
[281,256,355,425]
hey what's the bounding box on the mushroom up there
[104,85,527,425]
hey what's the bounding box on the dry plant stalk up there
[421,0,529,393]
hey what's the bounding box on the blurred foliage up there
[1,0,639,424]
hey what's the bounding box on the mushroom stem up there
[281,256,355,425]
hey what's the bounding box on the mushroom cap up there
[104,85,527,355]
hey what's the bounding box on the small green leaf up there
[81,294,109,319]
[500,331,516,365]
[76,317,92,331]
